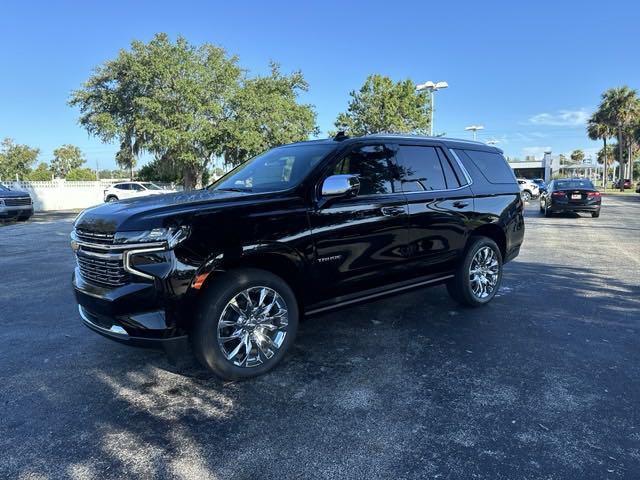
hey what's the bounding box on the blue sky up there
[1,0,638,170]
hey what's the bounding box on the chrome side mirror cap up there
[321,174,360,198]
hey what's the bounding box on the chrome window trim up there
[447,149,474,186]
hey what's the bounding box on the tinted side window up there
[116,184,129,190]
[333,145,397,195]
[396,145,446,192]
[458,149,515,184]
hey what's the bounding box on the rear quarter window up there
[458,149,516,184]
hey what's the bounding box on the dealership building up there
[508,151,601,181]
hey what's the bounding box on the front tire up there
[591,210,600,218]
[447,237,503,307]
[191,268,299,380]
[521,190,532,202]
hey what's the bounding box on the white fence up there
[1,180,113,212]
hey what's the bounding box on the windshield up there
[141,182,163,190]
[210,144,333,193]
[555,179,595,190]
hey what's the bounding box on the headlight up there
[114,226,190,248]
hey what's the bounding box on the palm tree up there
[597,86,640,191]
[587,112,613,188]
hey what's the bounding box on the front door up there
[309,143,409,300]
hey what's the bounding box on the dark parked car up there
[613,179,632,189]
[0,184,33,221]
[532,178,548,194]
[71,134,525,379]
[539,178,601,218]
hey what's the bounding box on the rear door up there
[309,143,409,298]
[394,142,474,272]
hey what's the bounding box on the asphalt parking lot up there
[1,196,639,479]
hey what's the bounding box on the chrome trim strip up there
[76,249,122,260]
[123,246,167,280]
[448,149,474,186]
[306,274,454,315]
[78,306,129,337]
[70,231,165,251]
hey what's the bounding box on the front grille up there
[75,229,115,245]
[77,254,129,287]
[4,197,31,206]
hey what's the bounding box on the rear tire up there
[521,190,531,202]
[191,268,299,380]
[591,210,600,218]
[106,195,118,202]
[447,237,503,308]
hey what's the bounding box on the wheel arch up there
[468,223,507,259]
[191,244,309,308]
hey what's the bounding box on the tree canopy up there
[588,86,640,189]
[0,138,40,180]
[51,144,85,178]
[569,149,585,165]
[334,75,430,136]
[70,33,317,188]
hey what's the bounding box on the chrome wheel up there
[217,286,289,368]
[522,191,531,202]
[469,246,500,299]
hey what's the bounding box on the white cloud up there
[528,109,590,127]
[522,146,552,160]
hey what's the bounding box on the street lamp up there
[416,80,448,136]
[465,125,484,141]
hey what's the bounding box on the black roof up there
[286,134,502,153]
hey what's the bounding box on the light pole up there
[465,125,484,141]
[416,81,448,136]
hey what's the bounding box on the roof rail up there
[333,131,349,141]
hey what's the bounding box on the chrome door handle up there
[381,206,405,216]
[452,201,469,209]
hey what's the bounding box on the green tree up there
[66,167,96,181]
[0,138,40,180]
[50,144,85,178]
[334,74,430,136]
[70,33,242,189]
[27,162,53,181]
[569,149,585,165]
[221,63,318,166]
[587,111,614,188]
[594,86,640,190]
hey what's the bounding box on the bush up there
[66,168,96,181]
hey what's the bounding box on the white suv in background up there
[103,182,175,202]
[517,179,539,202]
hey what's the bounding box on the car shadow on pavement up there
[5,261,640,479]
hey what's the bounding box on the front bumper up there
[78,305,187,348]
[73,269,188,347]
[0,205,33,219]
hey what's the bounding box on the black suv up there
[71,135,524,379]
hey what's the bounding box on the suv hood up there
[75,189,282,233]
[0,189,31,198]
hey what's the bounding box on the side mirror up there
[321,174,360,198]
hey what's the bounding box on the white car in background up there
[103,182,175,202]
[517,178,540,202]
